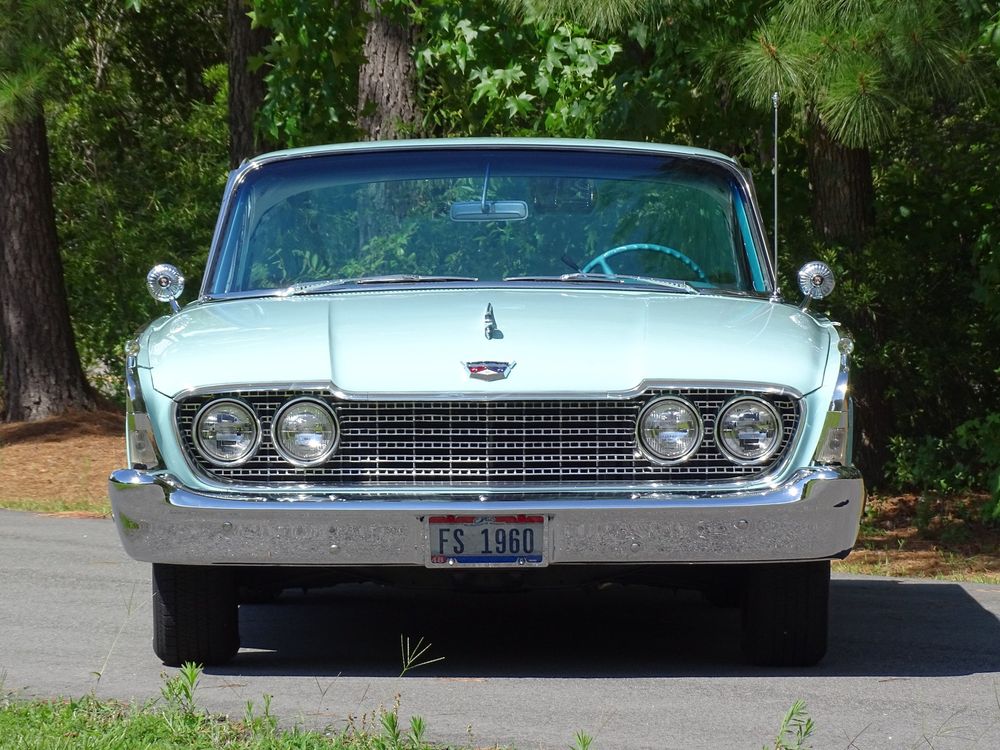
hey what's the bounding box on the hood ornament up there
[484,303,502,340]
[464,361,515,381]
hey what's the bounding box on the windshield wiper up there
[353,274,479,284]
[283,275,479,295]
[503,273,699,294]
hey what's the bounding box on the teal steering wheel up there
[582,243,708,283]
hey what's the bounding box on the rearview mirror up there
[450,200,528,222]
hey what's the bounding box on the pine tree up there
[0,0,98,420]
[513,0,987,248]
[713,0,984,248]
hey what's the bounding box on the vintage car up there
[110,138,864,668]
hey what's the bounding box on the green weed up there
[763,700,814,750]
[399,635,445,677]
[159,661,202,715]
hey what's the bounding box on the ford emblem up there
[464,361,515,381]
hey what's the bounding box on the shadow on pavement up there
[214,577,1000,679]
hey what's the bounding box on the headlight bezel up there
[635,396,704,464]
[272,397,341,467]
[715,396,783,465]
[193,398,262,467]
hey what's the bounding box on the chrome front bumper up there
[108,468,864,566]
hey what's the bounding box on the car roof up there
[244,137,739,168]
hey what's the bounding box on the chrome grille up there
[177,389,800,486]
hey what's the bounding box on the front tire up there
[152,563,239,666]
[741,561,829,667]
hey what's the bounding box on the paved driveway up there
[2,509,999,749]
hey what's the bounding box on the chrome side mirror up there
[797,261,835,310]
[146,264,185,314]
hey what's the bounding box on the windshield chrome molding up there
[198,280,774,304]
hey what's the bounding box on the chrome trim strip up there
[125,351,145,412]
[166,379,805,403]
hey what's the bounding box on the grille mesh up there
[177,389,800,486]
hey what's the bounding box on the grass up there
[0,663,815,750]
[0,663,596,750]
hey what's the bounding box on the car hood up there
[141,288,833,398]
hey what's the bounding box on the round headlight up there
[716,397,782,464]
[637,397,703,463]
[194,399,260,466]
[272,398,339,467]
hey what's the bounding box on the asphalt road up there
[2,508,999,749]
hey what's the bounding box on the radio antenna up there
[770,91,781,302]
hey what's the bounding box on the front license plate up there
[427,514,546,567]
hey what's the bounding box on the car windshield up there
[207,147,769,295]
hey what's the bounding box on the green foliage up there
[508,0,665,34]
[251,0,364,146]
[763,700,814,750]
[0,0,67,129]
[710,0,989,148]
[824,95,1000,498]
[890,415,1000,523]
[417,7,622,137]
[0,679,834,750]
[47,0,228,396]
[0,672,449,748]
[159,661,202,715]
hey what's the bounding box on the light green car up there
[110,138,864,668]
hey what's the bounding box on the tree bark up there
[227,0,272,167]
[0,114,97,422]
[805,116,876,250]
[357,3,419,141]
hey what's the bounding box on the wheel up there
[741,561,829,667]
[152,563,239,666]
[581,243,708,282]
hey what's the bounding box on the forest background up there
[1,0,999,518]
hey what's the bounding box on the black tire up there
[741,560,829,667]
[152,563,239,667]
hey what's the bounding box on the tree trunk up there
[805,116,876,250]
[227,0,272,168]
[853,361,893,483]
[0,114,97,422]
[357,3,419,141]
